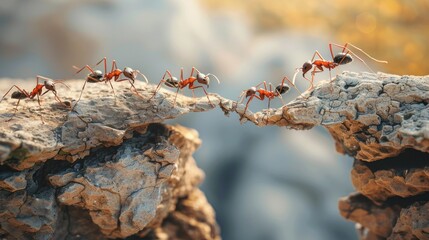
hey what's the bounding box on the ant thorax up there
[165,77,180,88]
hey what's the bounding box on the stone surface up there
[0,79,220,239]
[1,71,428,239]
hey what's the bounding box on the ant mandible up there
[238,76,297,115]
[150,67,220,107]
[0,75,70,121]
[293,43,388,91]
[73,57,148,109]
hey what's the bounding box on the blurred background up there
[0,0,426,239]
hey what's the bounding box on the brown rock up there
[0,80,220,239]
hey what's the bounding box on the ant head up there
[196,72,210,88]
[302,61,313,75]
[275,83,290,95]
[44,80,56,92]
[165,76,180,88]
[333,52,353,65]
[11,91,28,99]
[123,67,135,80]
[245,87,257,98]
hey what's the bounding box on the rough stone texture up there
[227,71,429,239]
[1,71,428,239]
[0,80,220,239]
[225,71,429,240]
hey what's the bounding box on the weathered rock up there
[145,189,221,240]
[1,71,428,239]
[0,80,220,239]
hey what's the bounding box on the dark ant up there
[73,57,148,110]
[150,67,220,107]
[0,75,70,121]
[293,43,388,91]
[238,76,297,115]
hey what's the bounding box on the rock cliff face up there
[0,80,220,239]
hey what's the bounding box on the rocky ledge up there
[0,71,428,239]
[0,80,220,239]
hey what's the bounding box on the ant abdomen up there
[333,53,353,65]
[276,83,290,95]
[88,70,103,83]
[11,91,28,99]
[165,77,179,88]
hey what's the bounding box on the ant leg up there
[180,68,185,81]
[308,67,324,91]
[112,60,118,72]
[52,80,71,90]
[52,92,70,108]
[311,50,326,62]
[73,65,95,74]
[37,92,42,107]
[190,67,202,78]
[302,51,326,81]
[150,70,173,100]
[1,86,30,121]
[96,57,108,74]
[173,87,181,107]
[330,43,387,64]
[242,95,254,118]
[107,80,116,101]
[6,98,23,122]
[72,79,89,111]
[36,75,54,83]
[116,78,144,98]
[241,94,263,119]
[189,85,215,107]
[0,85,30,104]
[281,76,302,94]
[329,43,387,73]
[268,83,273,109]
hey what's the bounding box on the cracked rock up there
[0,80,220,239]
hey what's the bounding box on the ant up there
[73,57,148,109]
[0,75,70,121]
[150,67,220,107]
[293,43,388,91]
[238,76,297,115]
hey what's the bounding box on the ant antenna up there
[207,73,221,84]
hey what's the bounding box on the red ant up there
[293,43,388,91]
[150,67,220,107]
[0,75,70,121]
[238,76,297,115]
[73,57,148,109]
